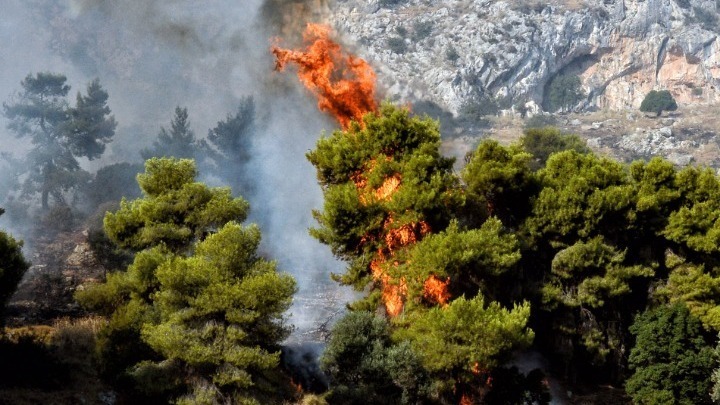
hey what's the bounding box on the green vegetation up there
[626,304,715,404]
[640,90,678,116]
[3,73,116,209]
[411,20,434,41]
[76,158,295,403]
[545,73,585,113]
[0,209,29,325]
[310,104,720,402]
[386,36,407,54]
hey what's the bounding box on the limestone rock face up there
[327,0,720,113]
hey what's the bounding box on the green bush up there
[379,0,407,7]
[40,205,76,234]
[626,304,715,405]
[545,74,585,112]
[520,127,589,169]
[412,21,433,41]
[640,90,677,116]
[445,46,460,63]
[387,36,407,54]
[523,114,558,129]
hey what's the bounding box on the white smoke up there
[0,0,354,337]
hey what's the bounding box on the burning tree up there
[306,103,461,315]
[277,24,536,403]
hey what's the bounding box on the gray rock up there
[329,0,720,114]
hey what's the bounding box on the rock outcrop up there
[327,0,720,114]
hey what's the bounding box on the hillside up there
[328,0,720,114]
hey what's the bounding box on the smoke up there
[0,0,354,337]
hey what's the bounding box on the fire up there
[423,275,451,306]
[375,175,401,200]
[272,23,377,128]
[383,277,407,317]
[460,395,474,405]
[384,218,431,253]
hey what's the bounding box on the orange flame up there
[384,218,431,253]
[375,175,401,200]
[423,275,451,306]
[272,23,377,128]
[383,277,407,317]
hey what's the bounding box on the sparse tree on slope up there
[3,73,116,209]
[639,90,677,117]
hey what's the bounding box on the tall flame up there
[272,23,377,128]
[423,275,451,306]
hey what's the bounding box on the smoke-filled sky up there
[0,0,351,334]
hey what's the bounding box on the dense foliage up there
[545,74,585,113]
[640,90,678,116]
[311,110,720,403]
[77,158,296,404]
[0,209,30,325]
[626,304,715,404]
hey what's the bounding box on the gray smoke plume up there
[0,0,354,338]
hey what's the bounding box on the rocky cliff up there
[327,0,720,114]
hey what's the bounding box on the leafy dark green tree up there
[663,166,720,254]
[139,222,296,404]
[65,78,117,160]
[462,140,536,225]
[206,97,256,195]
[519,127,589,170]
[103,158,249,254]
[394,296,533,401]
[639,90,678,117]
[321,311,428,404]
[141,107,208,162]
[77,158,273,402]
[83,162,144,210]
[545,74,585,113]
[712,335,720,403]
[0,209,30,325]
[307,103,461,290]
[4,73,72,208]
[388,219,521,306]
[626,304,715,405]
[656,253,720,332]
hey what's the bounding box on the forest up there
[0,68,720,405]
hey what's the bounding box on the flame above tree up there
[272,23,377,129]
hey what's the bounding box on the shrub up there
[626,304,715,405]
[412,21,434,41]
[545,74,585,112]
[694,6,719,31]
[520,127,589,169]
[639,90,677,116]
[387,36,407,54]
[523,114,558,129]
[40,205,75,234]
[379,0,407,7]
[445,46,460,63]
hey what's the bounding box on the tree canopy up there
[77,158,294,404]
[3,73,116,208]
[626,304,715,405]
[639,90,678,116]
